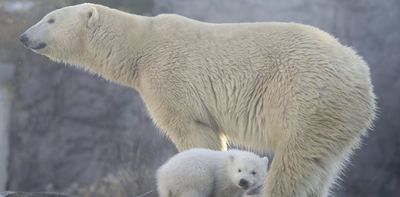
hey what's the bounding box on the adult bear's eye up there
[251,171,256,175]
[47,18,55,24]
[238,169,241,173]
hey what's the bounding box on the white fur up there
[21,3,376,197]
[157,149,268,197]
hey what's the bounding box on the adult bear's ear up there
[86,5,99,29]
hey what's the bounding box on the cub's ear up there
[229,154,235,163]
[86,5,99,29]
[262,157,269,167]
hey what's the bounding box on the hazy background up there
[0,0,399,196]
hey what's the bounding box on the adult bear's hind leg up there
[264,125,362,197]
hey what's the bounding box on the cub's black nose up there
[19,33,29,45]
[239,179,249,188]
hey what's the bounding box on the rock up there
[0,192,76,197]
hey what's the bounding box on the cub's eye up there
[251,171,256,175]
[47,18,55,24]
[238,169,241,173]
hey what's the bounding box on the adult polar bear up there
[19,3,375,197]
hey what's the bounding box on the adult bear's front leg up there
[167,121,228,152]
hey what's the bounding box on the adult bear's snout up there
[19,33,30,46]
[19,32,47,50]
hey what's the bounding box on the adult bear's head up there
[19,3,99,65]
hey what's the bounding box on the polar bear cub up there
[156,148,268,197]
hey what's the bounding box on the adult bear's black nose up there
[239,179,249,189]
[19,33,29,45]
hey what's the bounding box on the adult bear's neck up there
[84,6,152,89]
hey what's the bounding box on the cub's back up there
[156,149,224,196]
[157,148,223,175]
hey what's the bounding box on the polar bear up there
[19,3,376,197]
[157,148,268,197]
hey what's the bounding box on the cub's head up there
[227,150,269,192]
[19,3,99,64]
